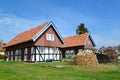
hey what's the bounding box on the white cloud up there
[0,13,46,42]
[0,13,46,33]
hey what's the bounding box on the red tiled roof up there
[5,22,48,47]
[61,33,89,48]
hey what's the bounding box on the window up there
[24,48,28,54]
[65,50,75,58]
[49,48,53,54]
[11,51,13,61]
[14,50,21,61]
[45,47,48,54]
[7,51,10,60]
[78,49,83,53]
[31,47,35,54]
[46,33,54,41]
[24,48,28,61]
[40,47,44,53]
[7,51,10,56]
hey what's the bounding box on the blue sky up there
[0,0,120,48]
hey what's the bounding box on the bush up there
[0,54,5,59]
[95,53,112,63]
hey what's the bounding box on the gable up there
[32,21,65,44]
[34,25,63,47]
[84,36,95,49]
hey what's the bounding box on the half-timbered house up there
[61,33,95,58]
[5,21,65,62]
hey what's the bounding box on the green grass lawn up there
[0,61,120,80]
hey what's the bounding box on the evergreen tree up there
[76,23,88,35]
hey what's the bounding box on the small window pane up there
[45,47,48,54]
[40,47,44,53]
[24,48,28,54]
[31,47,35,54]
[49,48,53,54]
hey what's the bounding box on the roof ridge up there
[64,35,77,38]
[62,32,90,48]
[64,32,89,38]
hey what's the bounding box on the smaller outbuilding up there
[61,33,95,58]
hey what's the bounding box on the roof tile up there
[5,22,48,47]
[61,33,89,48]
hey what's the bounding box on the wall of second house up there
[34,25,63,47]
[84,36,94,49]
[61,46,84,58]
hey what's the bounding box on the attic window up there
[46,33,54,41]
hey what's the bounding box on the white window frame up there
[46,33,54,41]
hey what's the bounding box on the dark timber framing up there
[6,46,62,62]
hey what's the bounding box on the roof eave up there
[4,39,33,48]
[61,45,84,49]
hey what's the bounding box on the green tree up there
[93,48,98,53]
[76,23,88,35]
